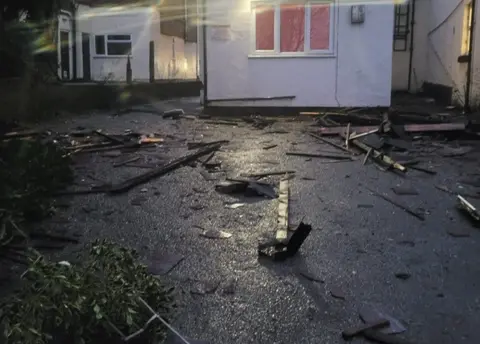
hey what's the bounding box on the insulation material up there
[280,4,305,52]
[255,5,275,50]
[310,4,330,50]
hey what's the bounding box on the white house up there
[57,0,199,82]
[199,0,396,108]
[391,0,480,109]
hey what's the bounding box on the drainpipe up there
[407,0,416,92]
[202,0,208,106]
[465,0,477,112]
[72,4,77,80]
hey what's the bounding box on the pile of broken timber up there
[310,119,469,174]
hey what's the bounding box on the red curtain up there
[280,4,305,52]
[310,4,330,50]
[256,5,275,50]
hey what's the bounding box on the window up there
[393,4,410,52]
[94,34,132,56]
[462,1,473,55]
[252,1,335,56]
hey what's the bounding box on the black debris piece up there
[258,222,312,261]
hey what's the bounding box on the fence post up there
[126,56,132,84]
[149,40,154,83]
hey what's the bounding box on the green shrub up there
[0,240,176,344]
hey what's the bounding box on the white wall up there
[150,9,198,80]
[77,6,153,81]
[202,0,394,107]
[392,0,480,105]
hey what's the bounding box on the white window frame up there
[250,0,336,58]
[94,34,133,57]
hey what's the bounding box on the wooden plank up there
[316,122,466,136]
[308,132,353,154]
[339,132,406,172]
[405,122,465,132]
[276,179,289,241]
[286,152,353,160]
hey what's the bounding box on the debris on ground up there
[394,272,411,280]
[258,222,312,261]
[286,151,354,160]
[199,229,232,239]
[276,178,289,241]
[365,186,425,221]
[225,203,245,209]
[457,195,480,222]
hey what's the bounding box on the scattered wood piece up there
[1,129,42,140]
[65,142,113,150]
[341,132,406,172]
[94,130,125,145]
[316,122,466,136]
[308,132,353,154]
[342,319,390,340]
[349,129,380,140]
[200,229,232,239]
[365,186,425,221]
[244,170,295,178]
[30,232,79,243]
[109,144,223,193]
[286,152,353,160]
[277,179,289,241]
[225,203,245,209]
[263,144,278,150]
[345,123,351,149]
[457,195,480,221]
[363,148,373,165]
[391,187,419,196]
[113,156,140,167]
[204,120,240,126]
[359,306,406,335]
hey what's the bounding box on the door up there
[82,33,91,81]
[60,31,70,80]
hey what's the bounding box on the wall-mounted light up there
[351,5,365,24]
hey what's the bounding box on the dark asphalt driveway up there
[43,98,480,344]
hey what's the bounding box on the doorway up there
[60,31,70,80]
[82,33,91,81]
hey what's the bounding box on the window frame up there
[461,1,473,56]
[94,34,133,57]
[250,0,336,58]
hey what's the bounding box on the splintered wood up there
[276,178,289,241]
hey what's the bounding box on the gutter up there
[202,0,208,106]
[407,0,416,92]
[465,0,477,112]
